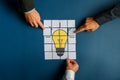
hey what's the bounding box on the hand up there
[66,59,79,73]
[74,17,99,33]
[24,9,44,29]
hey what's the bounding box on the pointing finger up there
[38,20,45,30]
[74,25,86,33]
[66,59,71,64]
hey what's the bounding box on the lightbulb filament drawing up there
[52,23,68,57]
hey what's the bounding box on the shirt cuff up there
[65,70,75,80]
[24,8,35,14]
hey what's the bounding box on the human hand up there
[74,17,99,33]
[24,9,44,29]
[66,59,79,73]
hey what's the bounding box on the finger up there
[86,17,93,22]
[70,59,77,64]
[74,25,86,33]
[66,59,71,64]
[38,20,45,30]
[33,21,38,28]
[86,29,93,32]
[30,22,34,27]
[67,59,76,64]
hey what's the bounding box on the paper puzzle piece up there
[61,52,68,59]
[53,52,61,59]
[68,44,76,51]
[44,36,53,43]
[69,52,76,59]
[59,20,67,27]
[52,20,59,27]
[68,36,76,43]
[44,20,51,28]
[68,28,76,36]
[44,44,52,51]
[68,20,75,27]
[45,52,52,60]
[44,28,51,35]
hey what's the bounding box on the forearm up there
[62,70,75,80]
[18,0,35,12]
[94,3,120,25]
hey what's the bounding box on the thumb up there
[74,25,86,33]
[66,59,70,64]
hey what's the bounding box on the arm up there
[95,3,120,25]
[62,59,79,80]
[62,70,75,80]
[18,0,35,12]
[74,3,120,33]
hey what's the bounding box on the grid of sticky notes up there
[43,20,76,60]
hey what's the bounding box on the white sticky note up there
[68,20,75,27]
[68,52,76,59]
[44,36,52,43]
[53,52,60,59]
[68,28,76,36]
[68,44,76,51]
[44,28,51,35]
[64,44,68,51]
[52,28,58,35]
[52,20,60,27]
[60,28,67,33]
[68,36,76,43]
[45,52,52,60]
[44,20,51,27]
[61,52,68,59]
[52,44,56,52]
[59,20,67,27]
[44,44,52,51]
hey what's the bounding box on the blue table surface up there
[0,0,120,80]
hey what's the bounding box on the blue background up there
[0,0,120,80]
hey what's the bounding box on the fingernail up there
[31,25,34,27]
[74,30,77,33]
[36,26,38,28]
[73,31,76,33]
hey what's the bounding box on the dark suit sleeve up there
[18,0,35,12]
[94,3,120,25]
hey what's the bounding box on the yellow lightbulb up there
[52,29,68,56]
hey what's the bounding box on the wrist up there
[93,17,101,26]
[24,8,35,14]
[65,70,75,79]
[92,18,100,27]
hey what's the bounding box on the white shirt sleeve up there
[62,70,75,80]
[24,8,35,14]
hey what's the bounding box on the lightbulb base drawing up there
[56,48,65,56]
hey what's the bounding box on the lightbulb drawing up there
[52,29,68,57]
